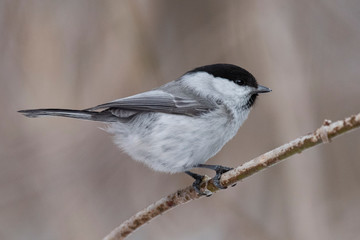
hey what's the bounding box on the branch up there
[103,112,360,240]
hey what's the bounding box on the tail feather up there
[18,108,119,122]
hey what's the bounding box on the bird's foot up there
[195,164,233,190]
[211,166,233,189]
[185,171,212,197]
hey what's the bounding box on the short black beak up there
[255,85,271,93]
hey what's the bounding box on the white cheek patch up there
[181,72,216,93]
[180,72,253,108]
[211,77,252,99]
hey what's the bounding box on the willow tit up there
[19,64,271,195]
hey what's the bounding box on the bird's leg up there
[195,164,233,189]
[185,171,212,197]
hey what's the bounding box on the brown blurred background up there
[1,0,360,239]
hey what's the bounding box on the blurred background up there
[1,0,360,239]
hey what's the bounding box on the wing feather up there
[85,90,215,116]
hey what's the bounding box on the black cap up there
[186,63,258,88]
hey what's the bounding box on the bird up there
[19,63,271,195]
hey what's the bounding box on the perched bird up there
[19,64,271,195]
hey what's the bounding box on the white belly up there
[108,108,248,173]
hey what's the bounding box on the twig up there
[103,112,360,240]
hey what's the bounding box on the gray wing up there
[85,90,216,117]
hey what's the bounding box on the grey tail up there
[18,108,119,122]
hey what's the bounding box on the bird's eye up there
[234,80,244,85]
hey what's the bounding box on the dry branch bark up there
[103,112,360,240]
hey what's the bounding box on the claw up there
[185,164,234,195]
[212,176,226,189]
[185,171,212,197]
[212,166,233,189]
